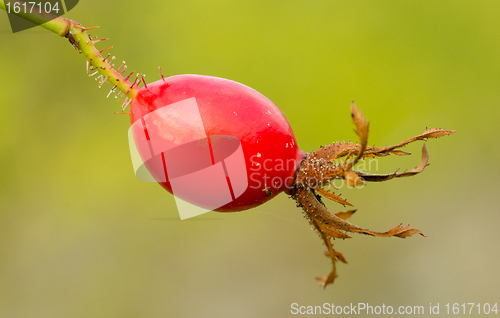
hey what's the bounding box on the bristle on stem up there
[121,98,132,110]
[86,59,93,73]
[98,76,110,88]
[107,85,118,98]
[83,26,100,31]
[116,61,126,72]
[125,71,135,81]
[130,73,140,88]
[102,53,111,63]
[99,46,114,54]
[141,75,148,89]
[159,66,166,82]
[92,38,109,44]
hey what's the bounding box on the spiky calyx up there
[291,102,455,288]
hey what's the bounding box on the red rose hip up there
[130,74,306,212]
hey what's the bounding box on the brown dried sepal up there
[292,102,455,288]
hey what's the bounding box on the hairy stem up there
[0,0,139,99]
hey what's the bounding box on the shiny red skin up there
[130,74,305,212]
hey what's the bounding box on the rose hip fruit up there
[130,74,306,212]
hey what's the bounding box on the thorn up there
[83,26,100,31]
[119,65,128,74]
[141,75,148,89]
[125,71,135,81]
[92,38,109,44]
[86,59,92,73]
[99,46,114,54]
[102,53,111,63]
[116,61,126,72]
[98,76,110,88]
[107,85,117,98]
[159,66,166,82]
[130,73,140,88]
[121,98,132,110]
[115,91,124,99]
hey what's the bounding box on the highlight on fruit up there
[2,1,455,288]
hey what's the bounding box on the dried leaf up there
[352,224,426,238]
[408,144,429,174]
[315,128,452,163]
[316,273,336,288]
[334,210,357,220]
[324,249,348,263]
[353,170,398,182]
[311,219,341,288]
[391,150,411,156]
[364,128,455,156]
[291,103,454,288]
[294,180,425,287]
[345,170,365,187]
[319,226,352,239]
[316,218,351,239]
[297,188,425,239]
[355,144,429,182]
[349,102,369,167]
[316,188,353,207]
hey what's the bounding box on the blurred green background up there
[1,1,499,317]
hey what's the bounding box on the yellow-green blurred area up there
[0,1,499,317]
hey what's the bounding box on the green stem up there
[0,0,139,100]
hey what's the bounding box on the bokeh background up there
[1,1,499,317]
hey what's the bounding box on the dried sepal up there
[294,186,425,288]
[315,217,352,239]
[349,102,369,168]
[316,188,353,207]
[348,223,425,238]
[334,209,357,220]
[324,249,348,263]
[345,170,365,187]
[311,218,342,288]
[296,188,424,239]
[292,102,454,288]
[363,128,455,157]
[355,144,429,182]
[314,127,454,163]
